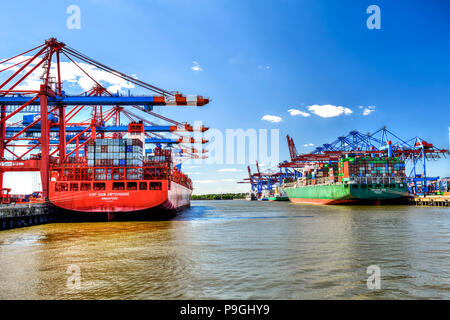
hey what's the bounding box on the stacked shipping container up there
[296,163,339,186]
[87,138,144,180]
[337,156,406,184]
[87,138,144,167]
[295,156,406,186]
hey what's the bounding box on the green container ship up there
[282,182,408,204]
[281,155,408,204]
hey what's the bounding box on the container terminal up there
[240,127,449,205]
[0,39,448,233]
[0,38,210,224]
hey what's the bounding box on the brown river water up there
[0,200,449,299]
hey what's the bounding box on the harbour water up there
[0,200,449,299]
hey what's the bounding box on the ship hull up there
[267,196,289,201]
[282,183,408,205]
[49,180,192,214]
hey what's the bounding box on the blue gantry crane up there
[282,126,449,195]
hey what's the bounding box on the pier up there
[409,195,450,207]
[0,204,58,231]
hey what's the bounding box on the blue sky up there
[0,0,449,194]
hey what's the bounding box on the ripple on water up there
[0,201,449,299]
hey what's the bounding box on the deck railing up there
[283,176,406,188]
[50,161,192,189]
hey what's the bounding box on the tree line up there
[191,193,247,200]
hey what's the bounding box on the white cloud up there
[303,143,314,147]
[288,108,311,117]
[221,179,235,182]
[187,165,199,169]
[0,55,135,93]
[191,61,203,72]
[195,180,215,184]
[306,104,353,118]
[362,105,376,116]
[258,65,270,70]
[217,168,243,172]
[261,115,282,123]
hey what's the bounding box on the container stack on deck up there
[337,156,406,184]
[87,138,144,180]
[146,148,172,164]
[293,156,406,186]
[87,138,144,167]
[297,164,339,186]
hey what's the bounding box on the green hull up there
[267,196,289,201]
[282,183,408,204]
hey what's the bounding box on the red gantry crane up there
[0,38,210,203]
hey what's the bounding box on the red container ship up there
[48,123,194,219]
[0,38,210,219]
[49,146,192,219]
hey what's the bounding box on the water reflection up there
[0,201,449,299]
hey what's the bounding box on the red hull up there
[289,198,358,205]
[49,180,192,213]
